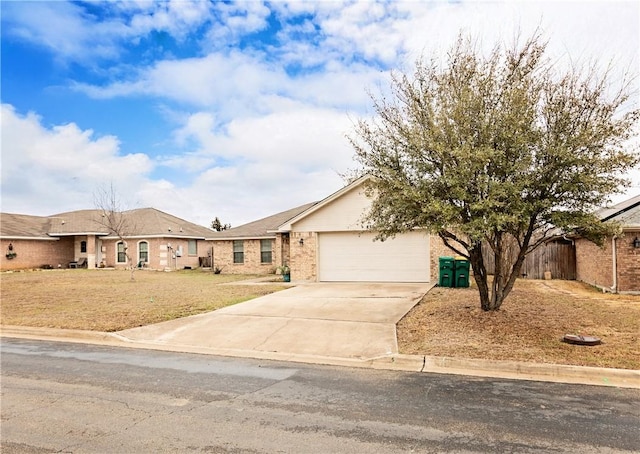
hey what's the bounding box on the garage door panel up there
[318,231,430,282]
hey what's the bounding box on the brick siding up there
[616,230,640,292]
[99,237,207,270]
[0,238,74,270]
[575,233,640,293]
[575,238,614,290]
[1,237,209,271]
[429,235,455,282]
[211,238,279,275]
[289,232,316,281]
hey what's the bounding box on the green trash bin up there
[454,257,470,288]
[438,256,455,288]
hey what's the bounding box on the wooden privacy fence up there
[481,239,576,280]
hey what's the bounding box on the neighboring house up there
[0,208,214,271]
[210,176,450,282]
[575,195,640,294]
[208,202,317,274]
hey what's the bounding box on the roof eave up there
[600,196,640,222]
[209,234,276,241]
[48,232,109,237]
[101,234,208,240]
[0,236,59,241]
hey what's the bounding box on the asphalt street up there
[2,338,639,453]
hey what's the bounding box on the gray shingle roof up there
[1,208,214,239]
[598,194,640,228]
[208,202,317,240]
[0,213,52,238]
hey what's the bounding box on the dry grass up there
[1,269,287,332]
[397,279,640,370]
[3,270,638,369]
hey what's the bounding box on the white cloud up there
[0,104,152,215]
[74,49,384,127]
[0,102,347,227]
[203,1,271,46]
[150,101,354,225]
[1,1,123,63]
[74,51,287,113]
[166,100,354,168]
[1,0,216,64]
[127,0,214,39]
[2,1,638,227]
[394,2,639,80]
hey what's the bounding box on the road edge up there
[2,325,639,389]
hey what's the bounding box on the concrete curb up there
[368,354,640,388]
[2,325,639,389]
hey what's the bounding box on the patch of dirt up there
[397,279,640,370]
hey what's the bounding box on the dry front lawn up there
[1,269,286,332]
[398,279,640,370]
[2,270,638,370]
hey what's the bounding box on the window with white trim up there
[233,240,244,264]
[138,241,149,263]
[117,241,127,263]
[260,239,272,264]
[188,239,197,256]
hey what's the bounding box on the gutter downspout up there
[611,236,617,293]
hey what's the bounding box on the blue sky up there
[1,1,639,227]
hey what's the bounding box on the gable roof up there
[208,202,317,240]
[0,208,214,239]
[277,175,370,232]
[598,194,640,228]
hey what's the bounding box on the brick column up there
[87,235,96,269]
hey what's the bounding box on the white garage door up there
[318,231,430,282]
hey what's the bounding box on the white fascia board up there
[48,232,108,237]
[208,235,275,241]
[101,234,206,240]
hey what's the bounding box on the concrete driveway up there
[117,283,433,361]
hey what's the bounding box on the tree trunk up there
[126,252,136,281]
[485,233,529,311]
[452,236,529,312]
[468,245,492,311]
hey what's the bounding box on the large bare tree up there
[350,33,639,311]
[94,184,137,281]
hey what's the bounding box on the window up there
[188,239,197,256]
[233,240,244,264]
[260,239,272,263]
[117,242,127,263]
[80,241,87,253]
[138,241,149,263]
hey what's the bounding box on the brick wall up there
[0,238,74,270]
[575,237,615,290]
[289,231,316,281]
[1,237,211,271]
[616,230,640,292]
[211,238,278,275]
[429,234,455,282]
[100,238,207,270]
[278,234,290,269]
